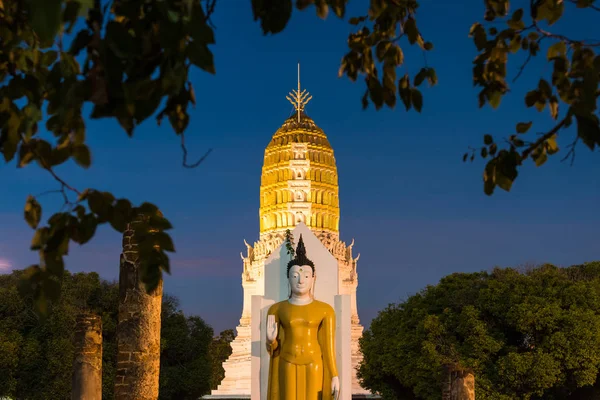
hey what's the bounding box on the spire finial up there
[286,62,312,123]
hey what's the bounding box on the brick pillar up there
[72,313,102,400]
[114,219,163,400]
[443,366,475,400]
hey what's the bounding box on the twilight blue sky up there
[1,2,599,333]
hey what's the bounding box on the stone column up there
[72,313,102,400]
[443,367,475,400]
[114,219,163,400]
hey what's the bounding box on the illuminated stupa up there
[211,65,368,397]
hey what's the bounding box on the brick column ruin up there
[114,219,163,400]
[442,366,475,400]
[72,313,102,400]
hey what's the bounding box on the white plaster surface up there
[212,223,369,397]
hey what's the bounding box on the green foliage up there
[159,295,215,400]
[358,262,600,400]
[0,269,231,400]
[0,269,110,400]
[284,228,295,257]
[210,329,235,390]
[337,1,437,111]
[2,0,598,311]
[0,0,208,313]
[463,0,600,195]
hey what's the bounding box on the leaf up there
[189,6,215,45]
[77,188,90,202]
[349,16,366,25]
[44,246,67,270]
[2,112,21,162]
[109,199,133,233]
[495,151,519,192]
[24,195,42,229]
[403,18,419,44]
[252,0,293,35]
[148,213,173,231]
[411,88,423,112]
[484,134,493,145]
[69,30,92,56]
[41,50,58,67]
[140,259,163,294]
[488,90,502,109]
[315,2,328,18]
[376,41,391,61]
[512,8,524,21]
[45,227,69,255]
[532,145,548,167]
[546,134,559,155]
[87,190,111,221]
[31,227,49,250]
[423,42,434,51]
[483,161,496,195]
[516,122,533,134]
[106,21,135,59]
[576,114,600,150]
[153,231,176,252]
[72,144,91,168]
[549,96,559,119]
[188,42,215,74]
[427,68,438,86]
[535,0,564,25]
[398,75,411,111]
[18,143,36,168]
[361,89,369,109]
[525,90,539,107]
[28,0,63,44]
[73,214,97,244]
[50,145,71,167]
[138,202,160,216]
[63,0,82,33]
[547,42,566,60]
[414,68,428,86]
[469,23,487,51]
[538,79,552,97]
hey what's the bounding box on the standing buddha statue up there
[265,234,340,400]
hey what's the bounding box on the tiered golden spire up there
[259,64,340,238]
[286,63,312,123]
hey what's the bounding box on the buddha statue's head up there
[286,235,315,297]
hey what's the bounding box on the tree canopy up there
[0,269,231,400]
[1,0,598,311]
[357,261,600,400]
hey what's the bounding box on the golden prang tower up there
[259,64,340,239]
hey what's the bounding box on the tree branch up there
[180,132,212,168]
[520,117,568,161]
[204,0,217,29]
[532,20,600,47]
[560,134,579,166]
[20,135,81,196]
[513,38,543,83]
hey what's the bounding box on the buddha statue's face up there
[288,264,314,296]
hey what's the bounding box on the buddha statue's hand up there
[266,315,278,342]
[331,376,340,400]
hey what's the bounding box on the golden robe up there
[266,300,338,400]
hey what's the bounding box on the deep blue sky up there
[1,2,599,333]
